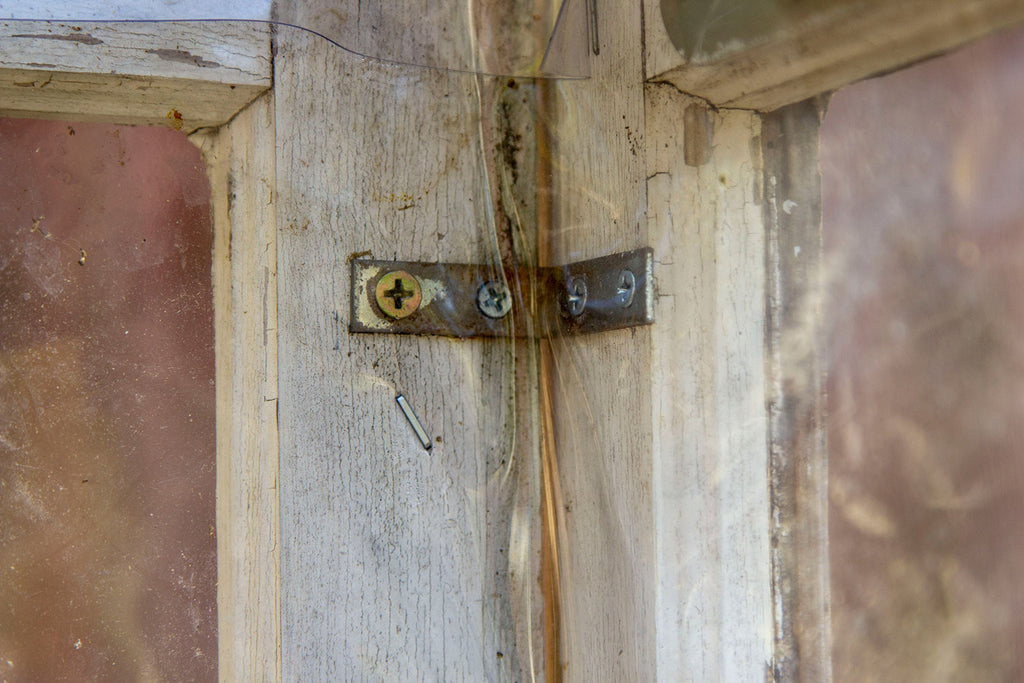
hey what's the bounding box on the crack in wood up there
[12,32,102,45]
[145,48,222,69]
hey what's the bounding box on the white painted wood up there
[0,21,269,131]
[0,0,574,79]
[194,91,281,683]
[0,1,272,22]
[12,5,1007,680]
[645,88,773,681]
[0,20,268,82]
[272,21,526,680]
[648,0,1024,111]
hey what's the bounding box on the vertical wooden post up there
[763,98,831,683]
[200,91,282,682]
[645,86,773,679]
[272,21,531,679]
[542,0,655,678]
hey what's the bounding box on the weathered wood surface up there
[0,4,866,679]
[647,0,1024,111]
[541,0,654,678]
[0,16,279,680]
[272,21,530,679]
[538,2,775,679]
[195,91,281,683]
[644,89,773,680]
[763,99,830,683]
[0,0,271,21]
[0,21,269,131]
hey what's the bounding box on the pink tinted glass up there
[0,119,216,681]
[824,26,1024,681]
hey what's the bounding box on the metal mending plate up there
[349,247,654,338]
[559,247,655,335]
[349,259,559,338]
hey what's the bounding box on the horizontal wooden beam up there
[0,21,270,131]
[646,0,1024,111]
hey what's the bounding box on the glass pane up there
[823,26,1024,681]
[0,119,216,680]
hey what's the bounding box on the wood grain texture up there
[272,23,532,680]
[648,0,1024,111]
[545,1,771,678]
[0,21,269,131]
[545,4,774,675]
[475,73,549,680]
[645,84,773,681]
[0,0,270,22]
[195,91,280,683]
[762,99,831,683]
[542,1,655,679]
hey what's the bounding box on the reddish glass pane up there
[824,27,1024,681]
[0,119,216,681]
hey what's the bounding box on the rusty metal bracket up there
[349,247,654,338]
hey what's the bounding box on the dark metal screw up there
[615,270,636,308]
[566,276,587,316]
[477,280,512,319]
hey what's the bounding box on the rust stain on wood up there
[13,74,52,88]
[537,77,564,683]
[167,109,185,131]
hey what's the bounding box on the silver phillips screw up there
[566,276,588,316]
[614,270,636,308]
[477,280,512,319]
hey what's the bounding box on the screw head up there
[614,270,636,308]
[375,270,422,319]
[566,276,588,316]
[476,280,512,319]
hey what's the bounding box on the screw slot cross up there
[615,270,636,308]
[374,270,422,319]
[566,276,588,316]
[481,284,508,310]
[476,280,513,319]
[384,278,415,310]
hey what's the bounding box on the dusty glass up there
[0,119,216,681]
[824,25,1024,682]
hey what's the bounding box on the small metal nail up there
[396,394,432,451]
[566,276,587,316]
[375,271,422,319]
[476,280,512,319]
[588,0,600,55]
[614,270,636,308]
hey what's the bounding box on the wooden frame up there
[2,1,1020,679]
[200,91,280,681]
[0,18,279,680]
[0,20,269,131]
[646,0,1024,111]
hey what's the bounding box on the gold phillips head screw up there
[375,270,422,319]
